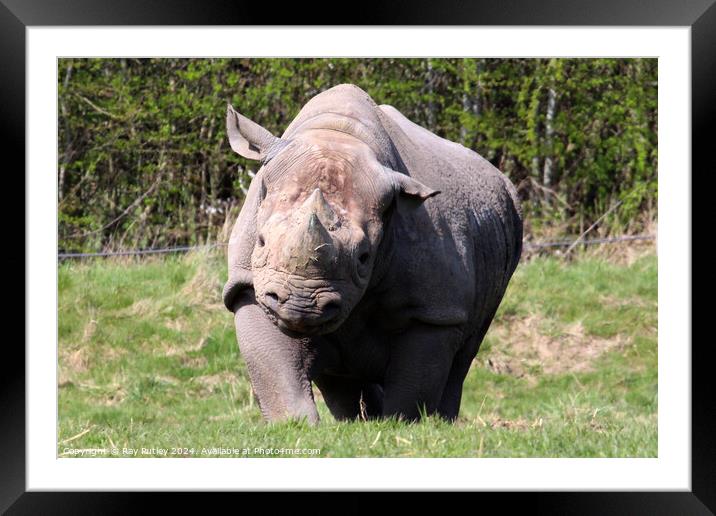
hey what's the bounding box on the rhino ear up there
[388,170,440,206]
[226,104,287,162]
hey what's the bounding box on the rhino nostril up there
[264,292,280,310]
[322,300,341,319]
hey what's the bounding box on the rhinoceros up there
[223,84,522,423]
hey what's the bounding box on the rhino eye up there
[258,178,267,201]
[257,234,265,247]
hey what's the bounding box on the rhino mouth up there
[259,291,344,337]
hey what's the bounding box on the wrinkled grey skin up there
[223,84,522,424]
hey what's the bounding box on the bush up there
[58,58,657,253]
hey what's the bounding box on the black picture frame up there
[4,1,711,513]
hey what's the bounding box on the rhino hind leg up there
[437,334,482,421]
[313,375,383,421]
[438,310,497,420]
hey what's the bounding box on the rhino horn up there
[279,205,327,267]
[303,188,340,229]
[304,211,332,250]
[279,189,339,273]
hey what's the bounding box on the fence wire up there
[58,234,655,260]
[522,234,655,251]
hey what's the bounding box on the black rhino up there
[223,84,522,423]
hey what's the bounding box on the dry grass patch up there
[101,387,127,406]
[191,372,241,396]
[599,294,656,311]
[65,347,90,373]
[163,318,185,331]
[59,346,91,386]
[120,298,156,318]
[581,240,656,266]
[487,416,537,431]
[181,356,208,369]
[180,260,223,306]
[154,335,209,358]
[484,314,627,377]
[82,318,98,342]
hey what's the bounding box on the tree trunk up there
[460,91,470,144]
[543,86,558,187]
[425,59,436,129]
[460,59,482,145]
[58,62,73,202]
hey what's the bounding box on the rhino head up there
[226,104,439,336]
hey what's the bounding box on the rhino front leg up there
[234,291,320,424]
[382,325,461,421]
[313,375,384,421]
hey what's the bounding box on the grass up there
[57,245,657,458]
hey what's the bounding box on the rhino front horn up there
[305,211,332,251]
[304,189,340,230]
[279,193,337,273]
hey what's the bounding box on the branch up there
[66,173,163,239]
[526,177,572,209]
[74,93,123,120]
[564,200,623,256]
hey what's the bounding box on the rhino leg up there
[437,335,481,421]
[382,325,461,421]
[234,291,319,424]
[313,375,383,421]
[438,313,496,420]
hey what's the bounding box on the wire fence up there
[57,234,656,260]
[522,234,655,250]
[58,243,228,259]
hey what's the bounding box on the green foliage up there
[58,58,657,253]
[58,251,657,457]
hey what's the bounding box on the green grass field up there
[58,246,657,458]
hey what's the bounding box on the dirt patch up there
[102,347,126,361]
[59,343,125,387]
[468,413,544,431]
[60,347,90,374]
[164,318,185,332]
[483,314,627,377]
[589,419,607,433]
[487,417,533,431]
[82,319,98,342]
[58,369,73,388]
[599,294,656,311]
[100,387,127,406]
[156,341,183,357]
